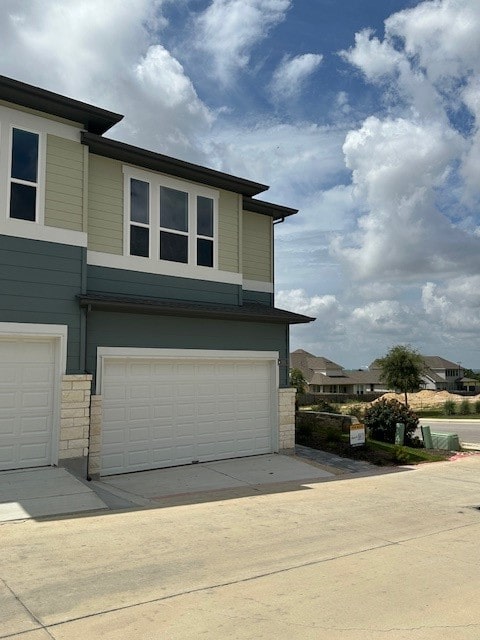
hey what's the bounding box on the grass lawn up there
[298,432,451,466]
[415,410,480,419]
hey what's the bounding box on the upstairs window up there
[160,186,189,264]
[9,128,39,222]
[124,168,217,270]
[129,178,150,257]
[196,195,214,268]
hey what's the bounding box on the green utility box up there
[430,432,460,451]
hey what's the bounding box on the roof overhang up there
[0,75,123,134]
[79,293,314,325]
[242,196,298,221]
[81,132,269,197]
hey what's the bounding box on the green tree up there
[377,345,425,407]
[289,368,307,394]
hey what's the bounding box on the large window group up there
[127,171,216,269]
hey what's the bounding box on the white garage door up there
[101,356,276,475]
[0,337,56,471]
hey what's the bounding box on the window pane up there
[197,238,213,267]
[160,231,188,263]
[10,182,36,221]
[197,196,213,237]
[160,187,188,232]
[130,179,149,224]
[130,225,149,257]
[12,128,39,182]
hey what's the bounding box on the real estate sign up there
[350,423,366,447]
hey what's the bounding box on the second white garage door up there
[100,353,277,475]
[0,336,56,471]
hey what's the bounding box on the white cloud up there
[0,0,214,161]
[269,53,323,102]
[194,0,291,85]
[332,115,480,281]
[350,300,411,334]
[340,28,403,81]
[276,289,339,318]
[422,278,480,332]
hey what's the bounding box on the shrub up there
[363,399,419,445]
[392,445,410,464]
[311,400,336,413]
[346,404,365,420]
[443,400,456,416]
[458,399,471,415]
[475,399,480,414]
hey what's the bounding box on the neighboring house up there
[369,355,465,392]
[0,75,313,478]
[290,350,387,395]
[419,356,464,391]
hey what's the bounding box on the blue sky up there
[1,0,479,368]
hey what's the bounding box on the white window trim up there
[0,322,68,466]
[0,105,86,246]
[123,165,219,272]
[7,124,46,225]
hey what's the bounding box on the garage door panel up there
[0,391,16,409]
[19,441,49,463]
[104,385,127,401]
[20,416,50,435]
[100,355,275,475]
[0,417,15,434]
[0,338,56,471]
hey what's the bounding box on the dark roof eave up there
[81,132,269,197]
[242,197,298,221]
[0,75,123,134]
[78,294,314,325]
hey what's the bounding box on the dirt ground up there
[376,389,480,409]
[338,389,480,412]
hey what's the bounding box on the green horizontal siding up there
[242,211,272,282]
[45,135,84,232]
[218,190,239,273]
[88,155,124,254]
[86,311,289,387]
[0,236,84,373]
[87,265,241,305]
[243,290,273,306]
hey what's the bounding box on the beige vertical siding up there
[218,190,240,273]
[87,155,123,254]
[242,211,272,282]
[45,135,84,232]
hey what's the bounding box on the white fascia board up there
[243,279,274,293]
[87,250,242,285]
[0,219,87,246]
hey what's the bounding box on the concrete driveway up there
[0,454,338,520]
[2,455,480,638]
[0,467,107,522]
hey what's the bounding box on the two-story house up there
[0,75,313,478]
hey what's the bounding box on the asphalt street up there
[418,418,480,444]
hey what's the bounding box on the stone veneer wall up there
[278,387,296,453]
[58,374,92,466]
[88,395,102,478]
